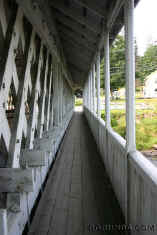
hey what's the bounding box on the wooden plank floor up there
[28,112,125,235]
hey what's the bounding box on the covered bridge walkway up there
[1,1,157,235]
[28,112,124,235]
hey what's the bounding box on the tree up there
[137,43,157,84]
[100,35,157,92]
[100,35,125,92]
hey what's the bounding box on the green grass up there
[75,98,83,106]
[101,99,157,151]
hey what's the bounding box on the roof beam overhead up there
[73,0,107,18]
[61,40,93,58]
[15,0,75,89]
[68,62,87,73]
[58,25,96,48]
[59,33,95,53]
[87,0,126,82]
[107,0,125,29]
[57,23,97,44]
[64,47,91,64]
[66,56,89,71]
[54,11,97,39]
[50,0,102,34]
[69,63,86,75]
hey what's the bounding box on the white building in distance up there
[144,71,157,98]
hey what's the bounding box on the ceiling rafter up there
[53,11,98,39]
[66,55,89,72]
[57,22,97,45]
[59,33,95,53]
[59,31,96,53]
[50,0,101,34]
[73,0,107,18]
[58,25,96,48]
[68,62,87,73]
[61,39,93,58]
[69,63,86,75]
[63,46,91,64]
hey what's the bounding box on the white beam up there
[0,210,8,235]
[88,76,90,109]
[104,31,111,129]
[97,52,101,118]
[90,72,92,111]
[91,71,93,112]
[125,0,136,151]
[93,64,96,113]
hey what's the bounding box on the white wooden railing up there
[84,106,157,235]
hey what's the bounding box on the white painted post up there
[88,75,90,110]
[88,76,90,109]
[124,0,136,225]
[85,82,87,107]
[97,52,101,118]
[104,31,111,129]
[90,71,93,111]
[125,0,136,152]
[85,83,87,107]
[0,209,8,235]
[86,83,87,107]
[93,64,96,113]
[89,72,91,111]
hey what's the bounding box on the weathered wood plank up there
[38,139,54,152]
[21,150,47,167]
[0,169,34,193]
[7,193,21,213]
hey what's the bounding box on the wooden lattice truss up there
[0,1,74,234]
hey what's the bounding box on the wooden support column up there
[87,78,89,109]
[86,83,87,108]
[0,209,8,235]
[38,51,49,138]
[124,0,136,224]
[125,0,136,152]
[60,69,63,124]
[49,60,55,128]
[84,83,87,107]
[27,43,43,149]
[45,64,53,131]
[53,62,60,126]
[89,74,91,110]
[96,52,101,118]
[7,28,36,167]
[93,64,96,113]
[104,31,111,128]
[90,71,93,112]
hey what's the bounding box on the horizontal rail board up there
[21,150,47,167]
[0,168,34,193]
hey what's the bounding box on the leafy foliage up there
[137,43,157,84]
[100,35,157,90]
[101,35,125,92]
